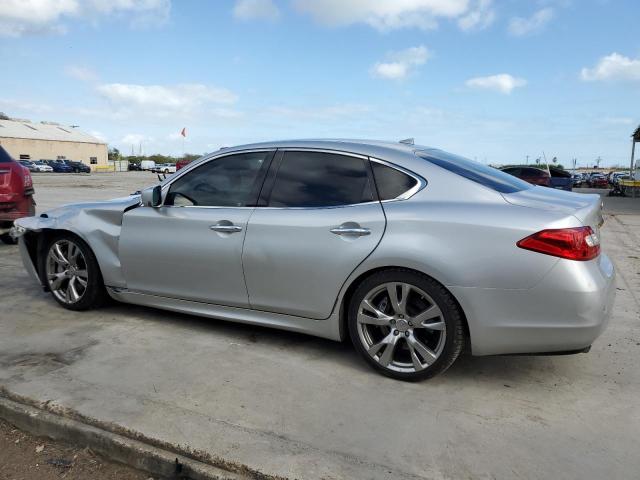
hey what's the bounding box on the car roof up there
[215,138,441,159]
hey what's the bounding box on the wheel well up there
[339,266,471,344]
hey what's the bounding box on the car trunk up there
[501,187,603,230]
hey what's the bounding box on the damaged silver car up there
[13,140,616,381]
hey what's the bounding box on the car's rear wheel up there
[348,269,464,381]
[43,233,107,310]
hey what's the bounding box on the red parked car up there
[500,166,551,187]
[176,158,193,171]
[0,146,35,244]
[588,174,609,189]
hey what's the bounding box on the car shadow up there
[103,301,572,384]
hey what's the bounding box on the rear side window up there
[268,151,373,207]
[0,146,13,163]
[372,162,418,200]
[419,152,532,194]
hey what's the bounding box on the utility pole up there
[526,155,529,165]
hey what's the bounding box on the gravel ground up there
[0,418,152,480]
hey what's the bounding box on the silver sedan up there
[13,140,615,380]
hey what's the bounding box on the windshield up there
[418,151,532,194]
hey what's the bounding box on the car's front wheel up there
[42,233,107,310]
[348,269,465,381]
[0,233,17,245]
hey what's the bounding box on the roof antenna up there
[399,138,415,145]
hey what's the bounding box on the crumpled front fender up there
[14,196,141,289]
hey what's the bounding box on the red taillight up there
[517,226,600,261]
[23,168,33,189]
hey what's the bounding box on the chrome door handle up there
[210,224,243,233]
[330,227,371,236]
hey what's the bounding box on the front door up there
[119,150,273,307]
[242,150,386,319]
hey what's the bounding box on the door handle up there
[210,223,243,233]
[330,226,371,237]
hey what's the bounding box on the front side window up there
[166,151,269,207]
[372,162,419,200]
[419,151,532,194]
[268,151,374,208]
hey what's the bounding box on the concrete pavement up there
[0,173,639,479]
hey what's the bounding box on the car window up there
[268,151,374,208]
[0,146,13,163]
[419,151,532,194]
[166,151,269,207]
[372,162,418,200]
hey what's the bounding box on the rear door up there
[242,150,386,319]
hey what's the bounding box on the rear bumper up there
[452,253,616,356]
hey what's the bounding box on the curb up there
[0,396,244,480]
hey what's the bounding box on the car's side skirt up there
[106,288,343,341]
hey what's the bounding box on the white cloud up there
[508,7,554,36]
[580,53,640,82]
[97,83,238,110]
[371,45,430,80]
[293,0,475,31]
[0,0,170,37]
[458,0,495,31]
[233,0,280,21]
[65,65,98,82]
[466,74,527,94]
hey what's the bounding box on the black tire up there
[348,269,465,381]
[41,232,108,311]
[0,233,17,245]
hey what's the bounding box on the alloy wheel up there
[356,282,446,373]
[45,239,89,304]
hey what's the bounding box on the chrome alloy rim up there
[45,240,88,304]
[357,282,446,373]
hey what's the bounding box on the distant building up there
[0,119,107,170]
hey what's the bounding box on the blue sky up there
[0,0,639,167]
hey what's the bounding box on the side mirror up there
[141,185,162,207]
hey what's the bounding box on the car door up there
[119,150,274,307]
[242,150,386,320]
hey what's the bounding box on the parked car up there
[31,160,54,173]
[157,163,176,174]
[13,140,615,381]
[128,162,141,171]
[60,159,91,173]
[571,174,583,188]
[18,160,38,172]
[0,146,35,244]
[548,167,572,191]
[501,166,551,187]
[140,160,156,171]
[589,174,608,188]
[43,160,73,173]
[176,158,193,171]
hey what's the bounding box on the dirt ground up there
[0,418,152,480]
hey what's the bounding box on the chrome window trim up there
[369,157,427,201]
